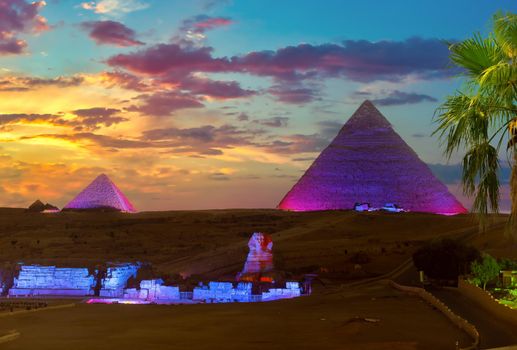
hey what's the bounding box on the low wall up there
[8,265,95,297]
[388,280,479,350]
[457,279,517,327]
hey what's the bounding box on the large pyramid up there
[63,174,136,212]
[278,101,467,215]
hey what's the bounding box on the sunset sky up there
[0,0,515,211]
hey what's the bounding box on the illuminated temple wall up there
[262,282,301,301]
[100,263,140,297]
[8,265,95,297]
[278,101,467,215]
[192,281,301,303]
[123,279,180,301]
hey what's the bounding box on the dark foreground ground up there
[0,208,514,349]
[0,284,471,350]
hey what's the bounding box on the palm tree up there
[434,12,517,235]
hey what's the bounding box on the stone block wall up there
[8,265,95,297]
[192,281,300,303]
[99,263,140,297]
[123,279,180,301]
[262,282,301,301]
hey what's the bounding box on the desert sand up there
[0,208,512,349]
[0,283,471,350]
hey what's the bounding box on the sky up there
[0,0,515,211]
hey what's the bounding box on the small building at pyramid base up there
[63,174,136,213]
[278,100,467,216]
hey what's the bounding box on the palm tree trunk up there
[511,151,517,240]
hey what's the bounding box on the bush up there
[470,254,500,290]
[412,239,480,280]
[499,258,517,270]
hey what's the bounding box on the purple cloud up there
[127,91,204,116]
[180,15,233,34]
[370,90,438,106]
[268,84,319,104]
[254,116,289,128]
[0,75,84,91]
[0,0,49,55]
[81,20,144,47]
[0,108,127,131]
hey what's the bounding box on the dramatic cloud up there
[0,75,84,91]
[98,71,150,91]
[370,90,438,106]
[127,91,204,116]
[236,113,249,121]
[230,38,454,82]
[268,84,319,104]
[106,37,452,108]
[261,134,329,154]
[141,125,255,153]
[107,44,229,75]
[180,15,233,34]
[21,123,256,156]
[254,117,289,128]
[80,0,149,16]
[0,0,49,55]
[0,108,127,131]
[71,107,127,130]
[178,76,255,99]
[81,20,144,47]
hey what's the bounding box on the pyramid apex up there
[359,99,375,107]
[344,100,391,130]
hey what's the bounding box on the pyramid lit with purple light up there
[64,174,136,213]
[278,101,467,215]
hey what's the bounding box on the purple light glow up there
[8,265,95,297]
[278,101,467,215]
[64,174,136,212]
[238,232,274,281]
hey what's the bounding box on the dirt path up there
[430,287,517,349]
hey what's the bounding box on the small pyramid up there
[43,203,59,211]
[27,199,45,212]
[63,174,136,212]
[278,101,467,215]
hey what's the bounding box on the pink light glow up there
[278,101,467,215]
[64,174,136,212]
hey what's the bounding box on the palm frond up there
[493,11,517,60]
[449,34,506,79]
[461,143,500,227]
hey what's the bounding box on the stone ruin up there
[5,233,305,303]
[237,232,274,282]
[5,263,303,303]
[100,263,140,297]
[123,279,180,301]
[8,265,95,297]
